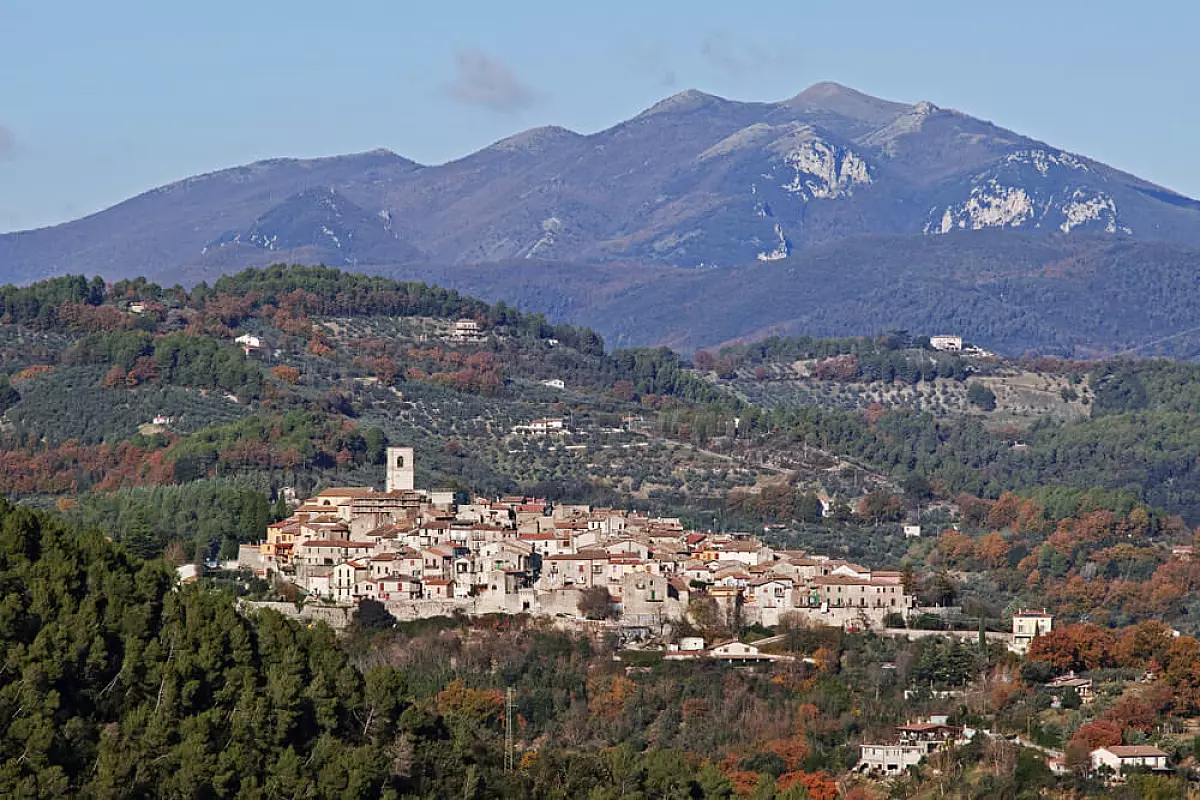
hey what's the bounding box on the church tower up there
[386,447,415,492]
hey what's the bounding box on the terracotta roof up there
[813,575,873,586]
[1102,745,1168,758]
[315,487,377,499]
[716,541,763,552]
[825,560,868,572]
[750,576,793,587]
[299,539,373,549]
[546,551,608,561]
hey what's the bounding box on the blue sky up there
[0,0,1195,232]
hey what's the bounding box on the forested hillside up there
[0,266,754,561]
[0,500,750,798]
[9,490,1200,798]
[6,265,1200,564]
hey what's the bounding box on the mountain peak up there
[782,81,910,126]
[792,81,860,100]
[637,89,727,118]
[487,125,583,154]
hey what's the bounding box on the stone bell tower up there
[386,446,415,493]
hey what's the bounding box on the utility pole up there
[504,686,515,772]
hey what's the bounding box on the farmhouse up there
[1090,745,1169,779]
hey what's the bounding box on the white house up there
[529,418,566,435]
[332,561,369,603]
[541,379,566,390]
[1011,609,1054,654]
[857,723,962,777]
[1090,745,1169,778]
[929,335,963,352]
[451,319,484,342]
[903,524,922,539]
[706,640,792,664]
[857,743,928,777]
[305,569,333,598]
[235,333,264,354]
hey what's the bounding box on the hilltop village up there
[238,448,1197,783]
[244,447,918,631]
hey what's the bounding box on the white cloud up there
[448,50,539,112]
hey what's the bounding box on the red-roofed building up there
[422,577,453,599]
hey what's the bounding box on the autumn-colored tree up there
[986,492,1023,530]
[763,736,809,772]
[1103,696,1155,733]
[812,354,859,382]
[588,675,637,720]
[1162,636,1200,713]
[776,771,838,800]
[1070,720,1122,750]
[11,364,54,382]
[976,531,1010,569]
[936,530,976,567]
[956,493,994,528]
[1027,624,1114,672]
[127,355,159,386]
[1113,620,1175,668]
[100,364,126,389]
[435,678,504,725]
[271,365,301,385]
[1014,498,1051,535]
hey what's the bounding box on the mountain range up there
[4,82,1200,354]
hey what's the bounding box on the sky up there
[1,0,1197,232]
